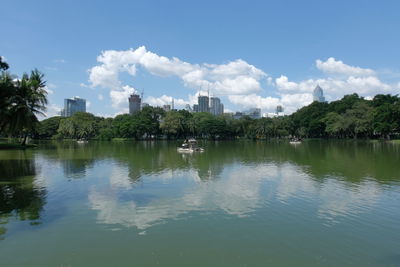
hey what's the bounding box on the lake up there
[0,140,399,266]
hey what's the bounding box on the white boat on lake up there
[289,137,302,145]
[177,139,204,153]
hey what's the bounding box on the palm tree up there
[0,72,16,131]
[7,70,47,145]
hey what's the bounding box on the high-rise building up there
[163,104,171,112]
[219,103,224,115]
[210,97,223,116]
[198,96,209,112]
[313,85,326,102]
[244,108,261,119]
[276,105,284,114]
[129,93,141,114]
[62,97,86,117]
[193,104,199,112]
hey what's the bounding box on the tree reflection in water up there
[0,156,46,240]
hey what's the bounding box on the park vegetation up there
[1,58,399,142]
[34,93,400,141]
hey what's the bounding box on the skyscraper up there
[198,96,209,112]
[210,97,222,115]
[62,97,86,117]
[129,93,141,114]
[276,105,284,114]
[313,85,326,102]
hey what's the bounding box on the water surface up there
[0,140,399,266]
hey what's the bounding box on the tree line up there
[35,93,400,141]
[1,57,399,141]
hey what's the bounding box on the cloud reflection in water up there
[88,161,383,230]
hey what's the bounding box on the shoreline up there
[1,138,399,150]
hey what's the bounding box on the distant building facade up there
[233,112,244,120]
[313,85,326,102]
[244,108,261,119]
[276,105,284,114]
[62,97,86,117]
[219,103,224,115]
[163,104,171,112]
[210,97,224,116]
[198,96,209,112]
[129,93,141,114]
[233,108,261,119]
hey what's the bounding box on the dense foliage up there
[33,93,400,140]
[0,59,48,144]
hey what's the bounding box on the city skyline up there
[2,1,400,118]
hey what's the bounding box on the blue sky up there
[1,0,400,117]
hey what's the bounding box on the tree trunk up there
[21,134,28,146]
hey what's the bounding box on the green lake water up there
[0,140,399,266]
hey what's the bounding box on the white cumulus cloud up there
[88,46,268,110]
[316,57,375,77]
[87,46,399,115]
[110,85,137,109]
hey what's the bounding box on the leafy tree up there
[36,116,63,139]
[161,110,186,138]
[323,112,344,137]
[71,112,97,139]
[57,118,75,138]
[329,93,364,114]
[97,117,114,140]
[3,70,47,144]
[345,102,373,138]
[112,114,140,138]
[0,72,16,132]
[136,106,165,138]
[373,103,399,139]
[290,101,329,137]
[255,118,272,139]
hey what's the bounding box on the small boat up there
[177,139,204,153]
[289,137,302,145]
[77,139,88,144]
